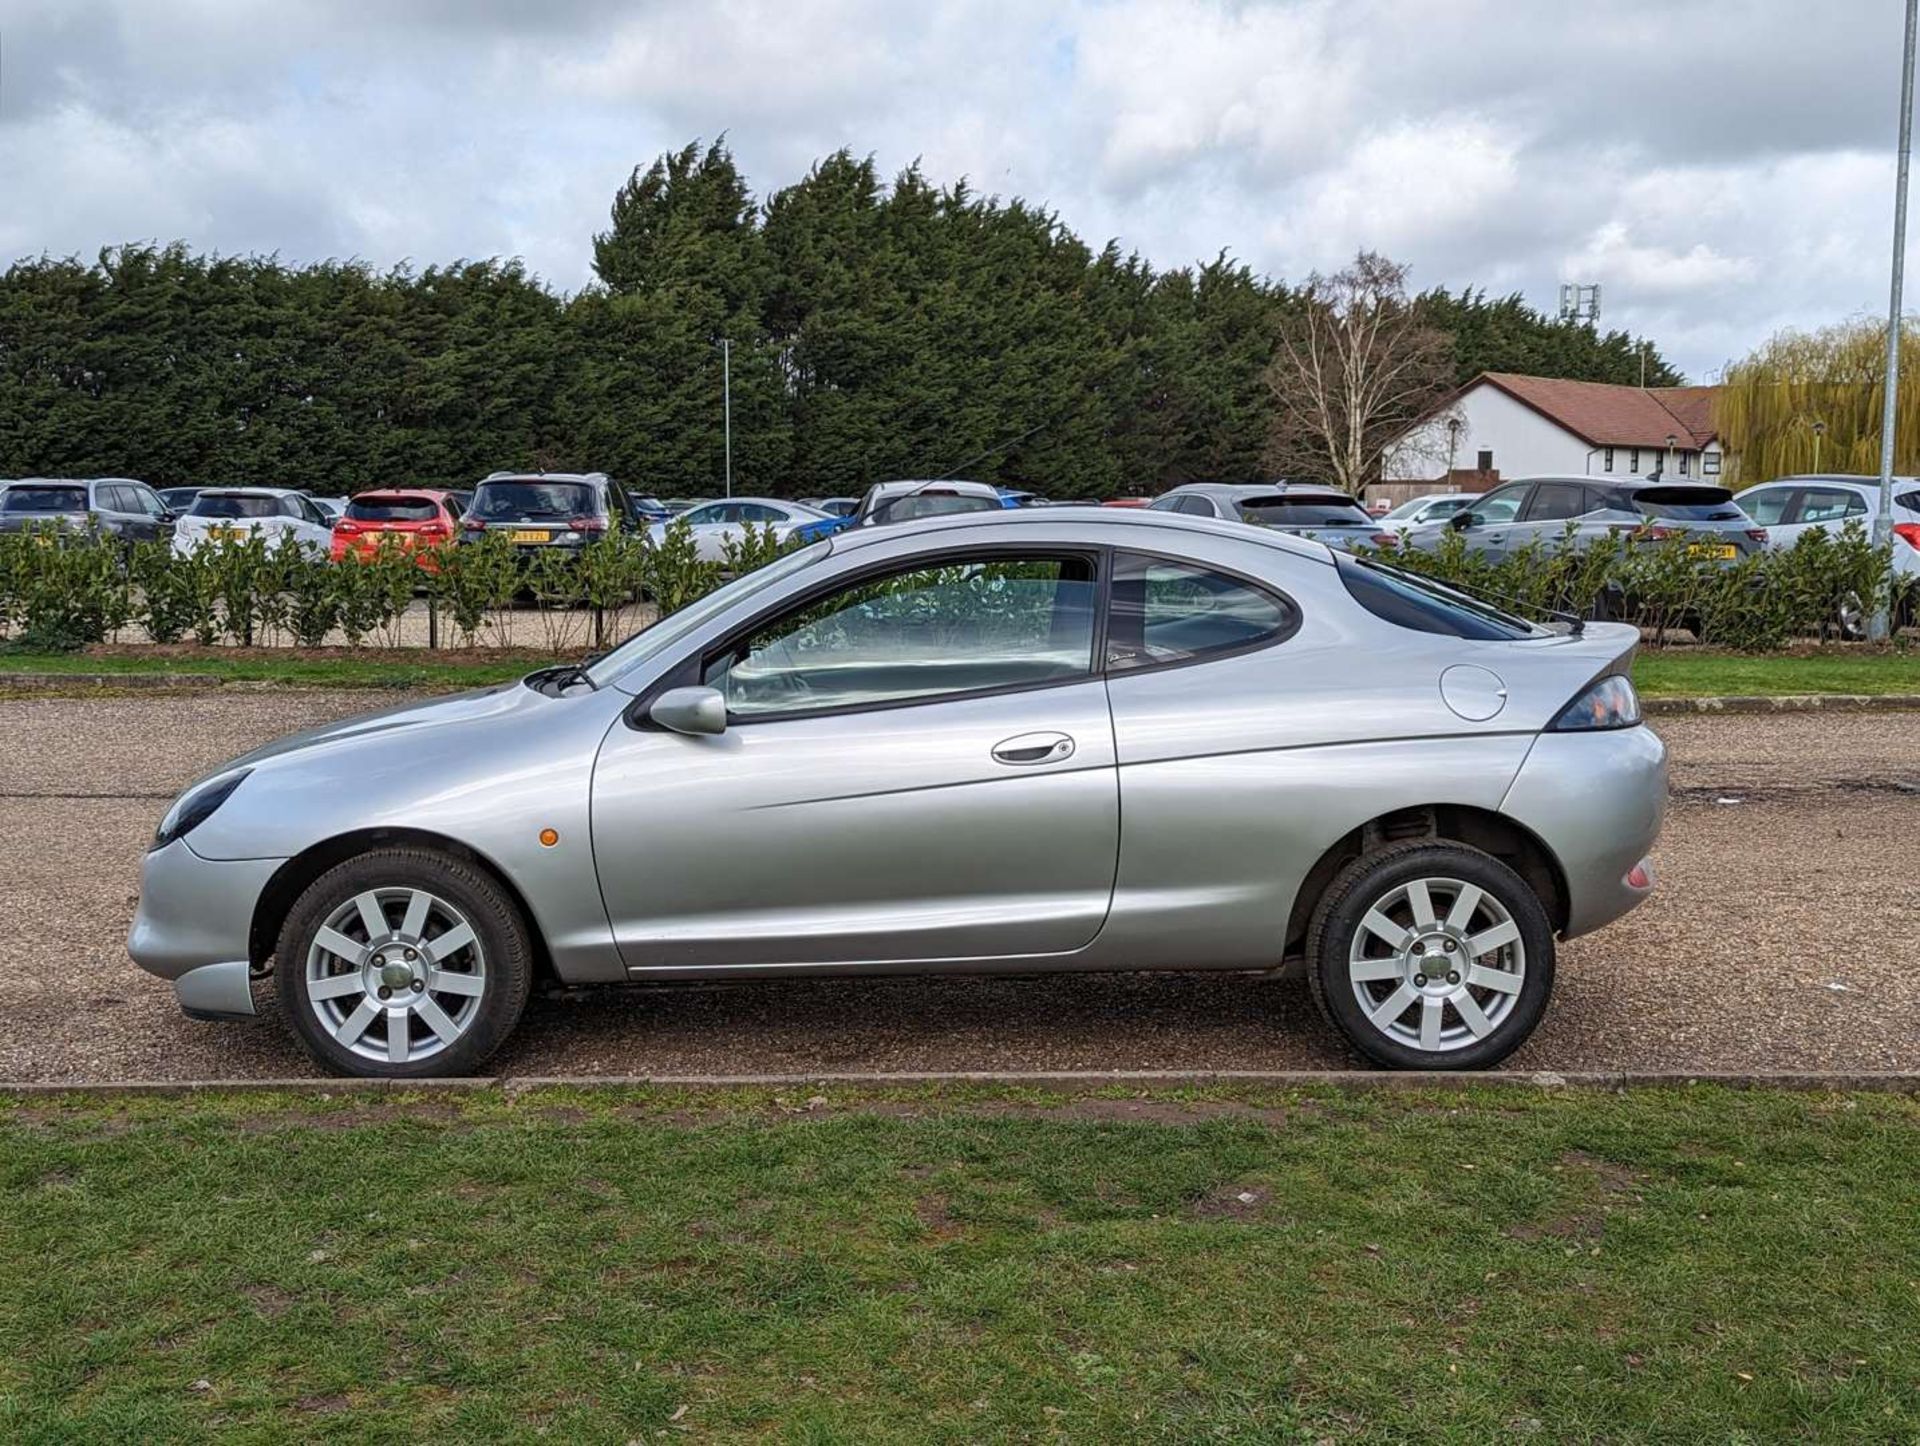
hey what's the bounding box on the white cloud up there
[2,0,1916,377]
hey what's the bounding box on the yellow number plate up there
[1688,543,1737,560]
[509,529,551,544]
[210,526,246,541]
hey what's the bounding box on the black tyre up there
[275,846,533,1078]
[1306,841,1555,1070]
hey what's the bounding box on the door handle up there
[991,731,1075,766]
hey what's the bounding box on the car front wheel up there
[276,847,533,1078]
[1306,841,1555,1070]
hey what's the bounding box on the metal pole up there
[722,338,733,499]
[1872,0,1918,640]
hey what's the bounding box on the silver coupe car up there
[129,508,1664,1076]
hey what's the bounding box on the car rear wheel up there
[275,847,532,1078]
[1306,841,1554,1070]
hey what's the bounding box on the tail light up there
[464,519,486,532]
[1745,528,1768,544]
[335,519,362,535]
[1639,525,1679,542]
[1370,532,1398,548]
[1550,675,1642,732]
[1896,522,1920,550]
[570,516,607,533]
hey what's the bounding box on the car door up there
[126,482,173,542]
[590,548,1119,971]
[1735,484,1800,547]
[678,502,738,561]
[1453,484,1530,559]
[1513,480,1595,553]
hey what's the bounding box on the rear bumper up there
[1500,725,1667,939]
[128,840,285,1018]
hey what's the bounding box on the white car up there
[854,479,1009,526]
[648,497,831,562]
[1734,475,1920,575]
[1376,492,1476,537]
[172,488,336,558]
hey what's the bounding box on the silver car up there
[1149,483,1385,551]
[129,509,1664,1076]
[1399,476,1767,563]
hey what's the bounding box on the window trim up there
[630,543,1112,729]
[1103,547,1303,679]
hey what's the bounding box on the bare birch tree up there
[1263,252,1456,493]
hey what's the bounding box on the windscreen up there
[868,492,1001,522]
[346,495,440,522]
[1628,486,1743,521]
[2,485,88,513]
[472,481,596,521]
[191,494,284,519]
[1239,496,1374,526]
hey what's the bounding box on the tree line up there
[0,139,1681,498]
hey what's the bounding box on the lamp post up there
[1446,416,1462,481]
[1664,433,1676,481]
[1812,418,1827,473]
[720,337,733,499]
[1872,0,1919,641]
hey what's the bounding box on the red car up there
[330,490,464,565]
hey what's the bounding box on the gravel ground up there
[1,692,1914,1081]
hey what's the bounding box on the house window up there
[1679,451,1691,477]
[1476,449,1493,472]
[1703,451,1721,475]
[1603,447,1615,471]
[1628,448,1640,473]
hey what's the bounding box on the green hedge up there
[0,520,783,653]
[1,519,1913,655]
[1374,522,1918,650]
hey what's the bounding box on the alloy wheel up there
[1346,876,1526,1054]
[304,887,487,1065]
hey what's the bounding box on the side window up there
[1147,495,1183,512]
[1739,488,1796,527]
[686,504,733,526]
[1521,482,1591,522]
[97,485,129,513]
[1172,495,1214,517]
[132,485,167,516]
[736,503,782,523]
[1107,553,1297,671]
[704,554,1097,718]
[1799,488,1867,523]
[1468,487,1526,525]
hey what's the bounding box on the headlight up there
[151,770,251,851]
[1550,676,1642,731]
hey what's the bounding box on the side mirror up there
[649,685,727,736]
[1449,511,1474,530]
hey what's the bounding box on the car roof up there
[1162,482,1306,499]
[197,486,303,498]
[823,499,1339,564]
[1747,474,1920,490]
[480,472,608,485]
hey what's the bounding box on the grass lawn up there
[1632,648,1920,698]
[3,1083,1916,1442]
[4,643,1920,698]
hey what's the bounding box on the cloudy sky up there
[3,0,1913,379]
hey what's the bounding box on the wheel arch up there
[248,826,556,984]
[1282,803,1570,958]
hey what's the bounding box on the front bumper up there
[127,840,285,1020]
[1500,724,1667,939]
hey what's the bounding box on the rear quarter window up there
[1336,555,1536,641]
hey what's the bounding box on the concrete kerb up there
[1642,692,1920,714]
[4,1069,1920,1098]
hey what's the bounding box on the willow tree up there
[1718,318,1920,485]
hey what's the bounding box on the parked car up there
[663,497,708,514]
[1102,498,1153,508]
[130,507,1662,1078]
[158,486,204,514]
[460,472,646,553]
[331,490,464,564]
[801,496,859,518]
[1377,492,1475,536]
[1150,483,1388,551]
[1396,477,1767,563]
[1734,475,1920,574]
[997,488,1050,508]
[853,479,1012,527]
[307,495,347,523]
[173,488,335,557]
[650,497,835,560]
[628,494,674,524]
[0,477,175,544]
[445,489,474,519]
